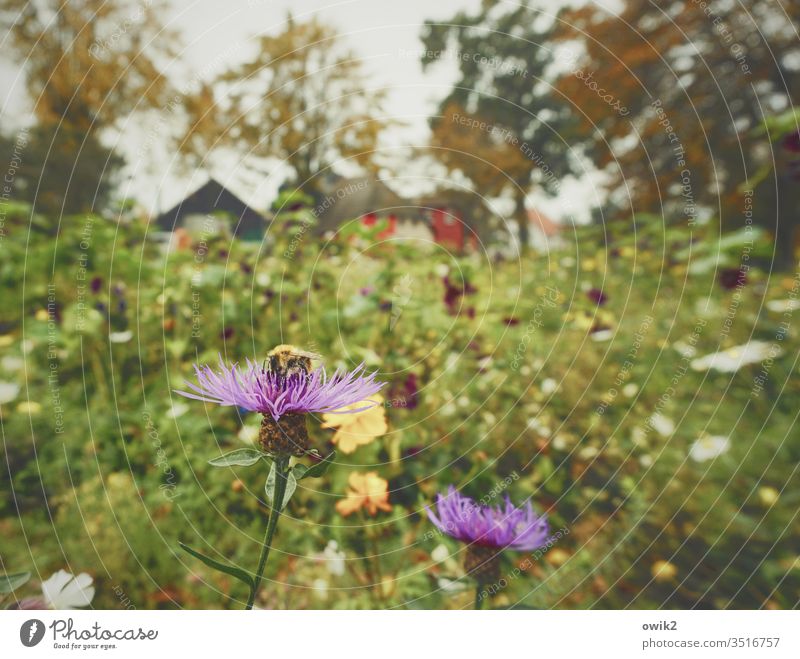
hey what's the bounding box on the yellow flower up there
[758,486,779,507]
[335,471,392,517]
[17,401,42,414]
[651,560,677,582]
[546,548,571,567]
[321,395,387,454]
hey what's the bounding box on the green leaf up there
[265,462,297,510]
[208,448,265,467]
[0,571,31,594]
[296,451,336,480]
[177,543,254,588]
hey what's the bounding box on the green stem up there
[246,456,289,610]
[474,586,485,610]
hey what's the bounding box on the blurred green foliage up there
[1,205,798,609]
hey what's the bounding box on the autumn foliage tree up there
[420,0,573,247]
[0,0,178,214]
[178,15,390,196]
[555,0,800,267]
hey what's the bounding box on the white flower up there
[21,339,34,354]
[648,413,675,437]
[312,578,329,599]
[673,340,697,358]
[1,356,24,372]
[639,454,654,468]
[689,435,730,462]
[476,355,492,370]
[322,540,346,576]
[695,296,720,317]
[238,424,259,445]
[691,341,779,373]
[0,381,20,404]
[109,330,133,344]
[41,570,95,609]
[622,383,639,398]
[631,426,648,447]
[437,577,467,593]
[166,402,189,419]
[431,544,450,563]
[590,329,614,342]
[766,299,800,313]
[540,378,558,395]
[526,417,551,436]
[434,264,449,278]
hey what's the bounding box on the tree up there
[0,0,178,134]
[420,0,573,247]
[0,124,124,215]
[178,15,390,196]
[554,0,800,267]
[0,0,178,214]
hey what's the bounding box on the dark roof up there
[155,178,267,237]
[315,177,417,234]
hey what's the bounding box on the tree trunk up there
[515,194,529,251]
[774,213,797,271]
[773,175,799,271]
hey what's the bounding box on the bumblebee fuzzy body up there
[266,344,321,380]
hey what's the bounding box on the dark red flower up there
[719,267,747,290]
[783,130,800,154]
[402,372,419,409]
[442,276,477,316]
[587,288,608,305]
[503,316,520,326]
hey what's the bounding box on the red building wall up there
[361,208,475,251]
[431,208,464,250]
[361,213,397,239]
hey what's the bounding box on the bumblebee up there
[265,344,321,380]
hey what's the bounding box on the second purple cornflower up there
[426,486,549,585]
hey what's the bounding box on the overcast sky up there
[1,0,603,221]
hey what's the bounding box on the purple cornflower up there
[427,486,550,587]
[177,356,384,457]
[176,356,383,421]
[426,486,549,552]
